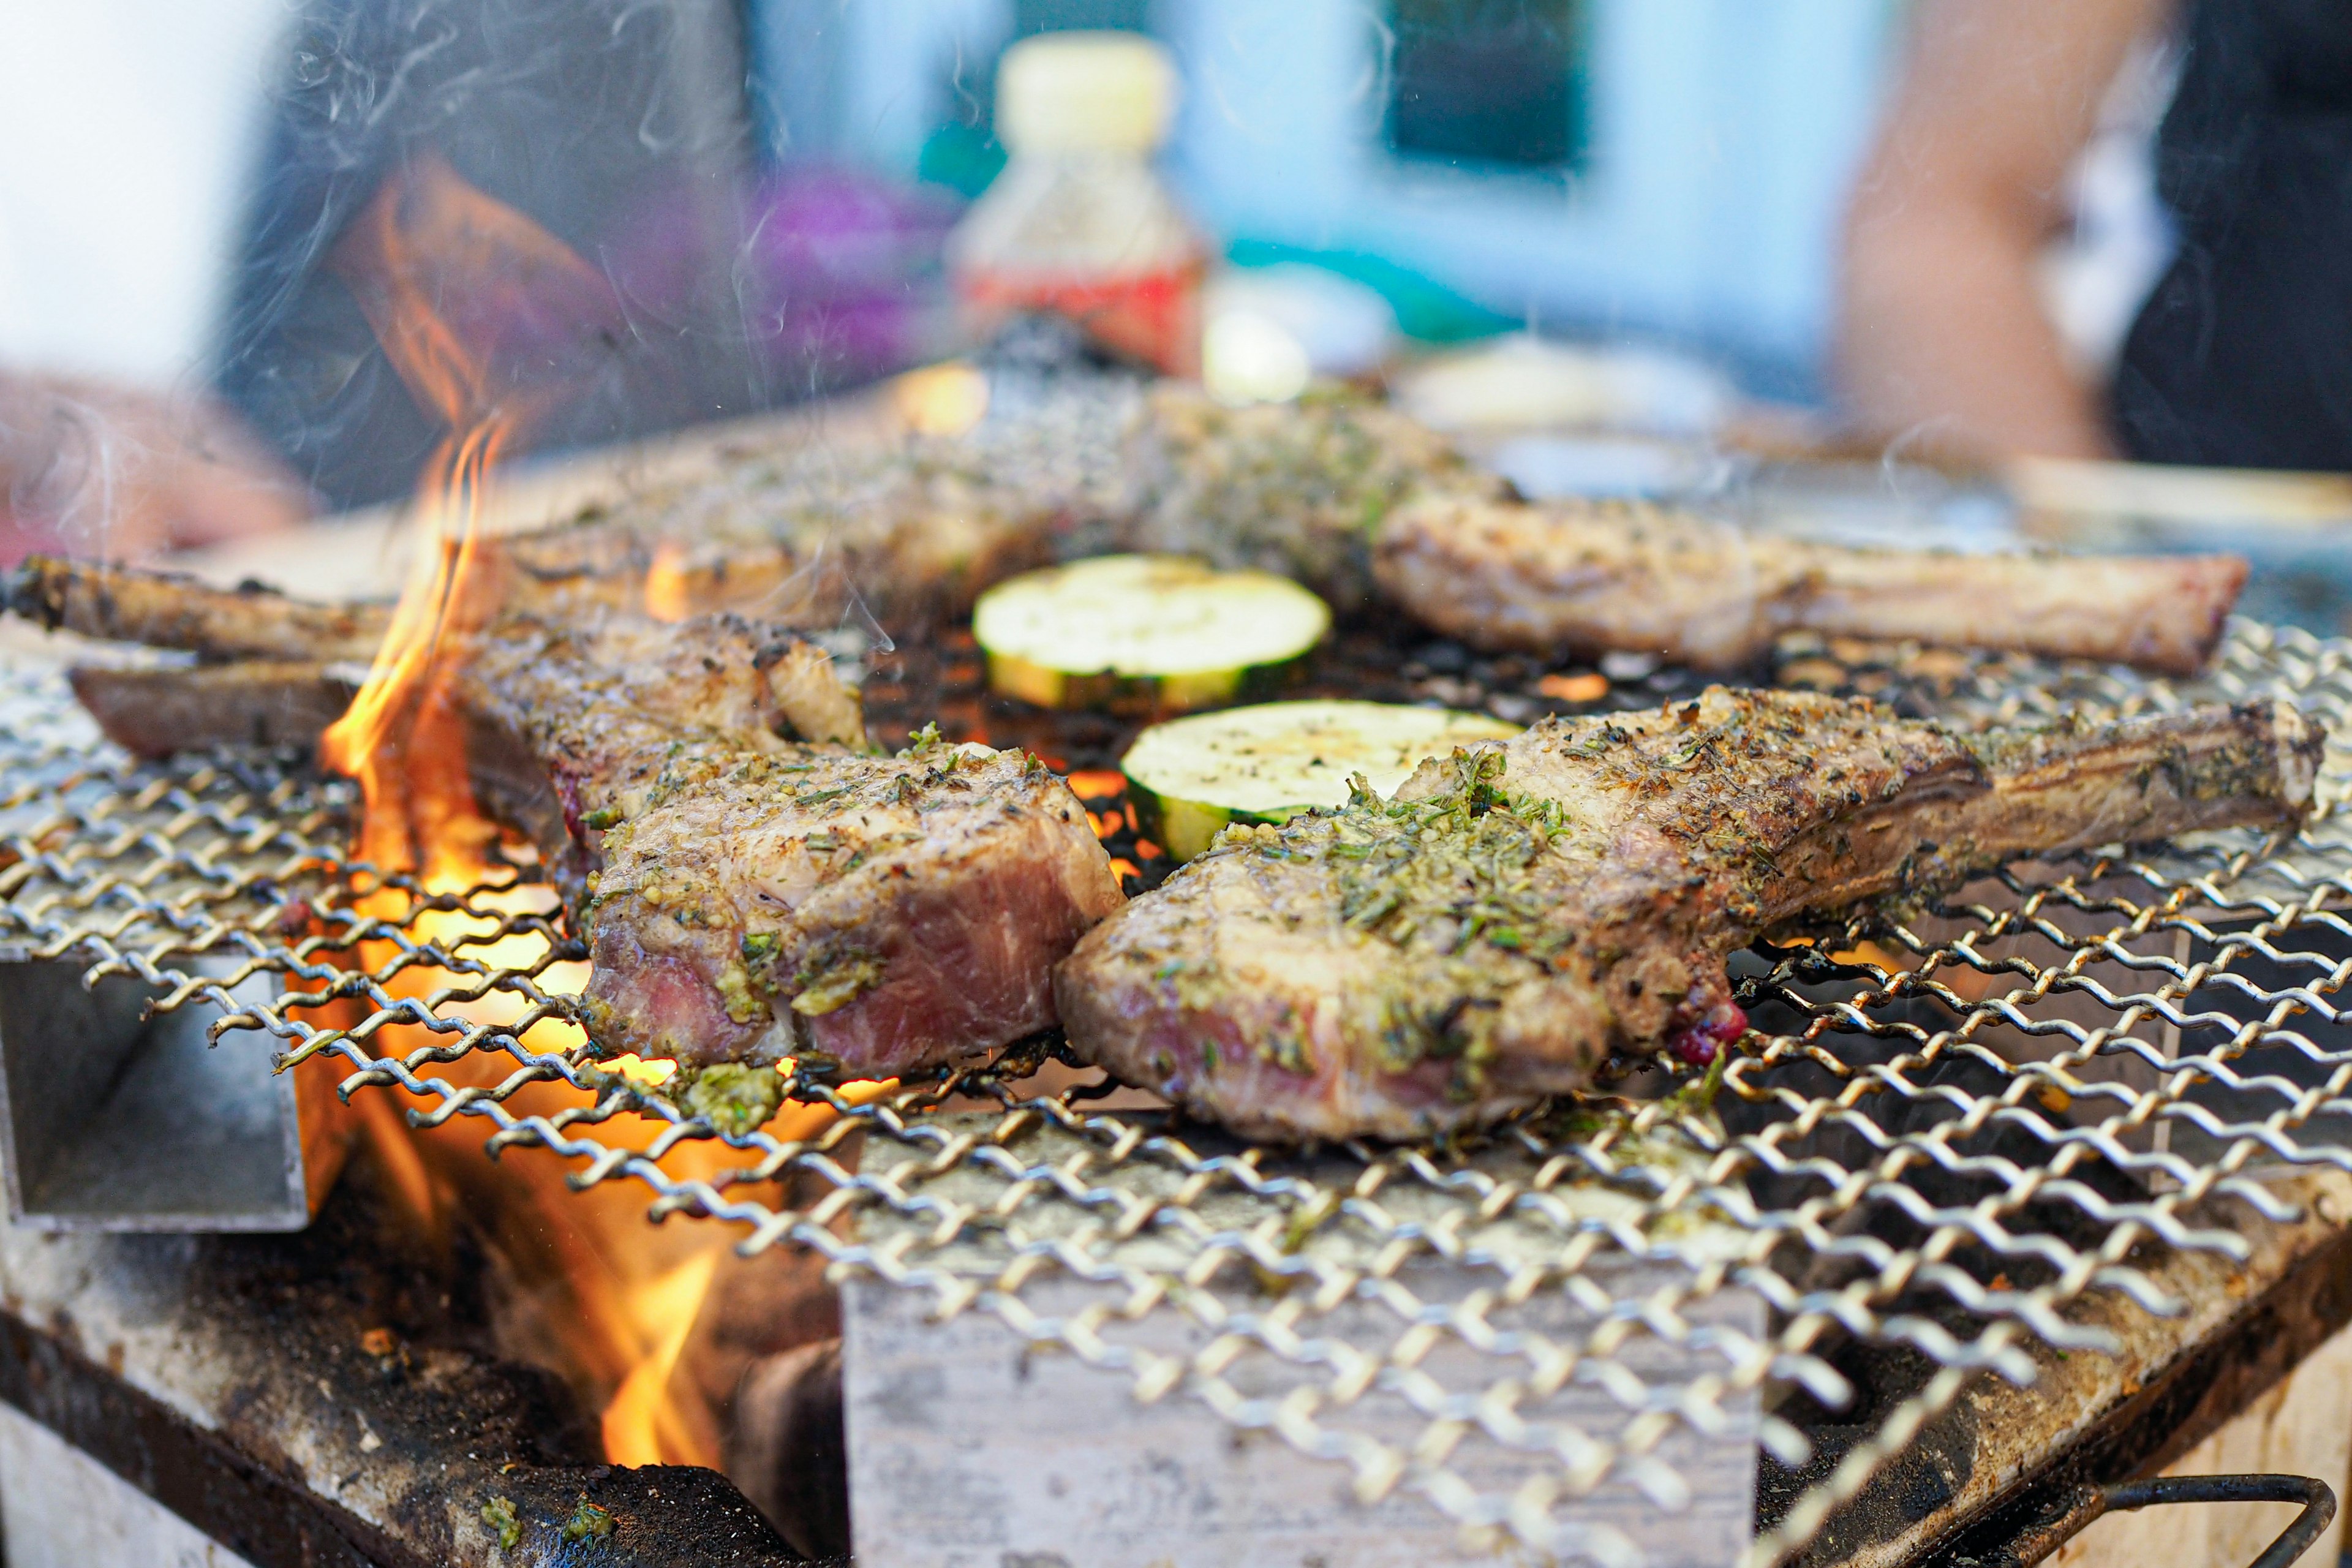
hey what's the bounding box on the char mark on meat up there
[1057,688,2320,1142]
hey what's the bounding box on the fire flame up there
[320,156,909,1497]
[643,537,693,622]
[316,156,763,1474]
[319,153,613,884]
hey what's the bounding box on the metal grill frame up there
[9,619,2352,1568]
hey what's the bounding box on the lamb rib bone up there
[1055,687,2322,1142]
[1370,492,2249,676]
[9,556,390,664]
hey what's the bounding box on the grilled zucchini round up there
[973,554,1329,714]
[1121,699,1518,861]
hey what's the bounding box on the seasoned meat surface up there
[56,597,1125,1076]
[496,431,1080,627]
[577,732,1123,1073]
[448,611,870,898]
[451,612,1121,1072]
[1057,688,2321,1141]
[7,371,2248,676]
[1117,383,1504,610]
[1373,494,2250,676]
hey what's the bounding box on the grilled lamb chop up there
[532,383,2250,673]
[23,578,1124,1076]
[1,384,1113,657]
[1057,688,2321,1142]
[490,424,1084,628]
[462,614,1124,1070]
[1371,492,2248,677]
[464,616,1121,1072]
[10,369,2247,676]
[477,382,1477,622]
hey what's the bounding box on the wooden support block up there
[843,1268,1762,1568]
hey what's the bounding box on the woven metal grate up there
[7,617,2352,1568]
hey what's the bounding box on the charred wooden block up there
[0,1144,807,1567]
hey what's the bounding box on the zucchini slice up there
[1122,699,1520,861]
[973,554,1330,714]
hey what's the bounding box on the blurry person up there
[1838,0,2352,470]
[0,371,309,564]
[0,0,760,559]
[0,2,313,562]
[216,0,763,511]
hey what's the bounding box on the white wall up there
[1164,0,1898,384]
[0,1,290,389]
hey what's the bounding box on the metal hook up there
[1974,1472,2337,1568]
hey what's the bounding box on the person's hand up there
[0,371,312,564]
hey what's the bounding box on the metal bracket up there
[1964,1473,2337,1568]
[0,956,355,1231]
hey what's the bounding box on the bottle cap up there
[996,31,1177,155]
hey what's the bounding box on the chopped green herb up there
[684,1064,783,1135]
[1190,747,1580,1090]
[559,1497,616,1544]
[481,1494,521,1550]
[790,952,884,1016]
[714,961,764,1024]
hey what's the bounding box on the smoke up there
[214,0,766,512]
[0,374,311,565]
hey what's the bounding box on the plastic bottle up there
[948,32,1206,377]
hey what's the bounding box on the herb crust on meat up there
[48,593,1128,1079]
[1058,687,2321,1141]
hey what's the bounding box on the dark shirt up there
[2112,0,2352,470]
[213,0,761,511]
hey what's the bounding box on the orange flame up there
[319,154,609,885]
[319,155,910,1487]
[317,157,762,1472]
[643,538,692,622]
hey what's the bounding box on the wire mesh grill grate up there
[7,620,2352,1567]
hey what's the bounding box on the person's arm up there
[1836,0,2173,461]
[0,372,309,564]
